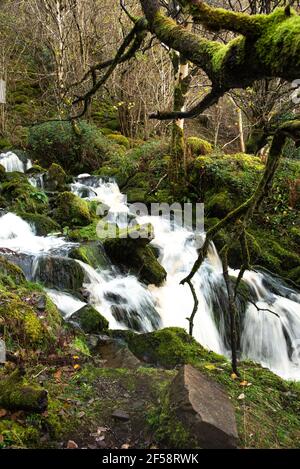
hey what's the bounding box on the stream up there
[1,151,300,380]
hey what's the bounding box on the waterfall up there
[0,151,32,173]
[0,173,300,380]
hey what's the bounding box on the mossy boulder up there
[0,256,26,287]
[16,213,60,236]
[53,192,91,227]
[44,163,67,192]
[69,243,110,270]
[70,305,109,334]
[106,134,130,149]
[0,287,61,349]
[103,224,167,286]
[120,327,223,369]
[187,137,213,156]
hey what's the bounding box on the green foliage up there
[28,121,123,173]
[0,176,49,214]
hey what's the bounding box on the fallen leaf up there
[240,380,248,387]
[0,409,7,418]
[54,369,62,382]
[77,411,85,418]
[121,443,130,449]
[238,393,245,400]
[231,373,238,380]
[67,440,78,449]
[73,364,80,371]
[204,364,216,371]
[73,355,79,360]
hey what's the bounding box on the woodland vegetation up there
[0,0,300,451]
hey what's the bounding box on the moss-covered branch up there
[140,0,300,119]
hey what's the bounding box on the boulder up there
[34,256,85,291]
[169,365,238,449]
[53,191,91,227]
[70,305,109,333]
[103,223,167,286]
[44,163,67,192]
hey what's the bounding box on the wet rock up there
[70,305,109,333]
[103,223,167,286]
[34,256,85,291]
[169,365,238,449]
[69,242,110,270]
[53,191,91,227]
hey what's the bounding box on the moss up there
[206,190,236,218]
[187,136,213,156]
[0,177,49,214]
[106,133,130,149]
[68,221,99,242]
[69,243,109,269]
[16,212,60,236]
[125,327,224,368]
[53,192,91,227]
[70,305,109,334]
[103,223,167,286]
[0,256,26,286]
[0,137,12,150]
[45,163,67,192]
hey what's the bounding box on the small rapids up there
[0,165,300,380]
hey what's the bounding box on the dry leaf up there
[54,369,62,382]
[73,364,80,371]
[121,443,130,449]
[0,409,7,418]
[238,393,245,400]
[240,380,248,387]
[231,373,238,380]
[67,440,78,449]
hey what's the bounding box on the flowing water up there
[0,152,300,380]
[0,151,32,173]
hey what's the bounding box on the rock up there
[44,163,67,192]
[103,223,167,286]
[34,256,85,291]
[70,305,109,333]
[111,410,130,422]
[69,242,110,270]
[36,294,47,311]
[169,365,238,449]
[98,340,141,369]
[53,191,91,227]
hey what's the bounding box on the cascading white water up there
[0,151,32,173]
[0,212,68,254]
[1,174,299,380]
[77,260,161,332]
[70,175,300,380]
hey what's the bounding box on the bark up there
[0,369,48,412]
[140,1,300,119]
